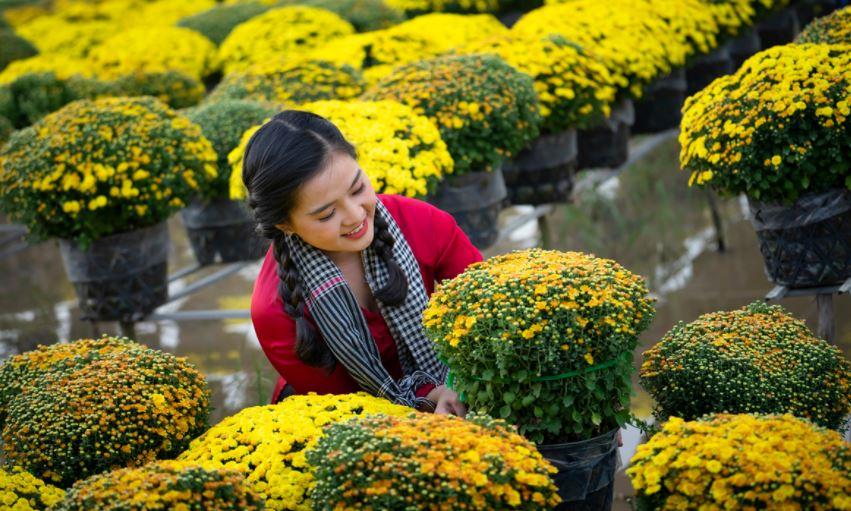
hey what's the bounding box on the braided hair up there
[242,110,408,369]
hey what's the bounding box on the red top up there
[251,194,483,404]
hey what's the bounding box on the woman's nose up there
[341,200,363,227]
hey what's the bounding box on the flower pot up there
[429,166,507,250]
[729,27,761,71]
[502,128,577,205]
[686,44,734,97]
[748,189,851,288]
[537,428,620,511]
[59,222,169,322]
[180,197,269,266]
[577,98,634,170]
[633,69,687,134]
[795,0,838,27]
[757,8,800,50]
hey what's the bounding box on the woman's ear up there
[275,222,292,236]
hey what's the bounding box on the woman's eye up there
[353,183,365,195]
[318,210,335,222]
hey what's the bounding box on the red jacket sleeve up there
[251,249,359,397]
[429,205,483,282]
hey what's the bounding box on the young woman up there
[244,110,482,416]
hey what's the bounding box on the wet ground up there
[1,134,848,508]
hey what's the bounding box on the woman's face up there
[279,152,377,257]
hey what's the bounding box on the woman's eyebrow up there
[307,168,362,216]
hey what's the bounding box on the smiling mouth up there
[343,219,367,237]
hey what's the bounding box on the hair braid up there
[370,212,408,306]
[272,232,335,369]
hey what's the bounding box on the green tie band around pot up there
[52,460,263,511]
[640,301,851,429]
[0,96,218,249]
[424,248,655,444]
[627,413,851,511]
[363,53,541,176]
[0,336,211,489]
[307,412,562,510]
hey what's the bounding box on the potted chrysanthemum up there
[364,53,541,248]
[424,248,655,508]
[178,393,412,511]
[641,301,851,429]
[0,336,211,488]
[181,99,277,266]
[680,43,851,288]
[628,414,851,510]
[228,98,453,202]
[308,413,562,510]
[0,96,218,321]
[464,32,617,204]
[796,4,851,44]
[54,461,263,511]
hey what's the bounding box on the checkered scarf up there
[285,200,448,409]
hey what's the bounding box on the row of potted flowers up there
[0,1,839,323]
[0,247,848,509]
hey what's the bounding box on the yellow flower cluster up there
[464,32,617,132]
[385,0,501,13]
[679,43,851,203]
[54,460,263,511]
[301,99,454,197]
[515,0,725,96]
[628,414,851,510]
[364,54,541,174]
[797,5,851,45]
[0,54,93,85]
[308,413,561,509]
[0,467,65,511]
[177,393,412,511]
[640,301,851,429]
[373,13,507,64]
[209,59,365,106]
[88,26,218,80]
[0,337,211,488]
[0,96,218,246]
[218,6,355,74]
[14,17,120,58]
[423,249,654,443]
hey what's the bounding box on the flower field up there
[0,0,850,509]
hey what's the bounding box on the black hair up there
[242,110,409,369]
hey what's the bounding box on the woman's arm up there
[430,206,483,282]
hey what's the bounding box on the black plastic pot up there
[577,98,634,170]
[749,189,851,288]
[180,198,269,266]
[757,8,800,50]
[633,69,687,134]
[686,44,734,97]
[729,27,762,71]
[795,0,838,27]
[59,222,169,322]
[429,166,507,250]
[538,428,620,511]
[502,128,577,205]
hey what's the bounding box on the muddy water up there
[1,137,848,508]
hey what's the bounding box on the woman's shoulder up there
[378,193,439,219]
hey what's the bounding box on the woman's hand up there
[426,385,467,418]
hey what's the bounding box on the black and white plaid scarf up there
[285,200,448,409]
